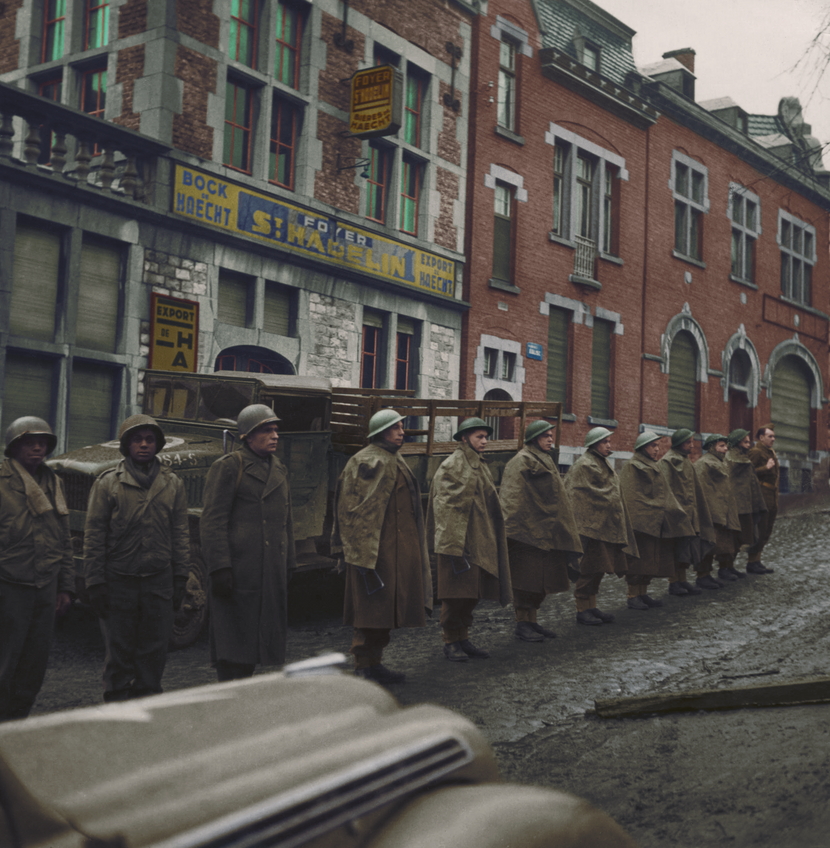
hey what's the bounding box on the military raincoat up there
[658,448,715,564]
[726,446,768,546]
[694,448,741,558]
[201,444,296,667]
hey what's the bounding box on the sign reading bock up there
[173,165,455,299]
[150,293,199,372]
[349,64,402,138]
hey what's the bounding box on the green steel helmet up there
[727,428,750,448]
[524,419,555,444]
[4,416,58,458]
[703,433,727,450]
[118,414,166,457]
[453,417,493,441]
[634,431,661,452]
[237,404,281,440]
[584,427,613,449]
[368,409,406,439]
[670,428,694,449]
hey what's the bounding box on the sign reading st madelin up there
[173,165,455,300]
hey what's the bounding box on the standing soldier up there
[428,418,511,662]
[331,409,432,684]
[84,415,189,701]
[619,432,692,610]
[0,417,74,720]
[201,405,296,681]
[693,434,741,589]
[746,425,778,574]
[564,428,637,626]
[658,428,714,596]
[500,420,582,642]
[725,429,768,578]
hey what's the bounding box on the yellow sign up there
[173,166,456,299]
[150,293,199,371]
[349,65,402,138]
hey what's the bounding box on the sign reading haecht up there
[349,64,402,138]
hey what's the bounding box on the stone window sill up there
[569,274,601,291]
[489,278,521,294]
[494,125,525,146]
[728,274,758,290]
[672,249,706,269]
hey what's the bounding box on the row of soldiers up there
[335,413,778,684]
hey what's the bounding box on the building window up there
[224,81,253,173]
[501,351,516,382]
[546,307,569,409]
[270,97,297,188]
[497,40,516,131]
[43,0,66,62]
[779,212,815,306]
[575,154,594,239]
[263,280,294,336]
[399,156,420,235]
[483,347,498,379]
[366,146,390,224]
[602,165,619,255]
[230,0,257,67]
[86,0,109,50]
[11,222,61,342]
[591,318,613,420]
[667,330,698,430]
[672,155,707,261]
[552,144,566,237]
[729,187,759,282]
[361,311,385,388]
[77,236,120,353]
[275,0,301,88]
[582,42,599,71]
[404,71,424,147]
[82,68,107,119]
[67,361,118,452]
[395,318,418,391]
[1,353,55,439]
[217,270,251,327]
[492,183,513,283]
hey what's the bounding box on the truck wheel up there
[169,541,209,650]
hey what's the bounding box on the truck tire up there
[169,541,209,651]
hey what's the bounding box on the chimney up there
[663,48,695,74]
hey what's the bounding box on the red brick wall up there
[118,0,147,38]
[437,81,462,166]
[315,112,361,214]
[318,12,364,111]
[0,0,24,73]
[113,45,145,131]
[176,0,219,48]
[172,46,217,158]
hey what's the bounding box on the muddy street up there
[31,504,830,848]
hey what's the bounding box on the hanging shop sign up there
[173,165,455,299]
[150,293,199,371]
[349,64,403,138]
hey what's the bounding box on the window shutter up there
[67,361,117,451]
[591,318,612,419]
[397,316,415,335]
[667,332,697,430]
[77,238,120,352]
[546,307,569,406]
[771,356,811,456]
[218,271,249,327]
[492,215,512,282]
[11,224,60,340]
[1,353,54,437]
[363,310,384,329]
[263,281,290,336]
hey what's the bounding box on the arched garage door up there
[667,331,697,431]
[771,355,812,456]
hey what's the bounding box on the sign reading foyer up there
[173,166,456,299]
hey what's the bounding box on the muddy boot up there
[641,594,663,608]
[529,622,557,638]
[696,575,721,590]
[680,581,702,595]
[587,608,615,623]
[459,639,490,658]
[443,641,469,662]
[668,582,689,596]
[576,610,603,626]
[626,596,649,611]
[717,567,738,582]
[747,561,774,574]
[515,621,544,642]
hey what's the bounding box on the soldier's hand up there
[766,458,775,470]
[55,592,72,617]
[211,568,234,598]
[88,584,109,619]
[173,576,188,610]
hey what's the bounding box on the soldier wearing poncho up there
[658,428,714,596]
[693,434,742,589]
[726,429,768,576]
[564,428,637,626]
[619,432,693,611]
[331,410,431,685]
[500,420,582,642]
[428,418,512,662]
[746,425,778,574]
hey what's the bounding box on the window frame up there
[229,0,258,68]
[224,79,254,174]
[85,0,110,51]
[43,0,66,63]
[269,95,298,189]
[365,144,391,224]
[492,182,514,284]
[729,184,760,283]
[399,155,421,236]
[361,324,381,389]
[274,0,301,89]
[671,152,709,262]
[497,39,517,132]
[778,210,816,307]
[403,70,425,148]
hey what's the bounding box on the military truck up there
[49,369,561,648]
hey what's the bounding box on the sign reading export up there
[150,293,199,371]
[173,165,455,299]
[349,64,402,138]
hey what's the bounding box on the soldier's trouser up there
[747,505,777,562]
[513,589,546,621]
[101,571,173,700]
[625,574,651,597]
[440,598,479,642]
[0,577,58,721]
[351,627,392,668]
[574,573,604,611]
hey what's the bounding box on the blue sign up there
[526,342,543,361]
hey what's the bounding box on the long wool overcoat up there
[201,444,296,667]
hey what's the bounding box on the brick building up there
[0,0,474,451]
[462,0,830,487]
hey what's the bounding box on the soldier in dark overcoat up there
[725,428,768,578]
[746,425,778,574]
[201,404,296,681]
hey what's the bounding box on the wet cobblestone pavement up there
[32,503,830,847]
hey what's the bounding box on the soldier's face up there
[715,440,728,456]
[247,423,280,457]
[128,428,158,464]
[642,441,661,460]
[382,421,405,447]
[12,435,49,473]
[759,429,775,448]
[678,439,693,456]
[595,437,613,457]
[739,435,751,450]
[535,431,555,452]
[463,429,489,453]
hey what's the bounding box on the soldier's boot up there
[747,561,774,574]
[528,609,556,638]
[587,595,615,623]
[576,596,602,626]
[626,583,649,610]
[640,583,663,608]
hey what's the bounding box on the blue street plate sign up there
[526,342,543,361]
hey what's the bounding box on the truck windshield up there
[144,375,254,423]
